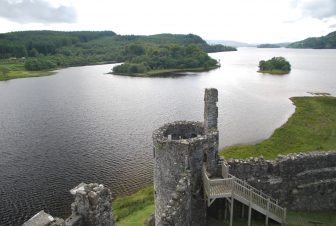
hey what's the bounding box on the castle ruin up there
[23,88,336,226]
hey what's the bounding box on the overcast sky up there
[0,0,335,43]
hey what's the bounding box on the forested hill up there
[288,31,336,49]
[0,30,235,59]
[0,31,117,58]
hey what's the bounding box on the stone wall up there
[203,88,219,177]
[68,183,114,226]
[153,121,207,226]
[160,172,191,226]
[227,151,336,210]
[204,88,218,133]
[22,183,115,226]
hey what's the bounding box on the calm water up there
[1,48,336,225]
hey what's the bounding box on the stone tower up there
[153,88,219,226]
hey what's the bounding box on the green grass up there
[258,69,290,75]
[0,60,55,81]
[220,96,336,160]
[287,211,336,226]
[208,211,336,226]
[112,186,154,224]
[117,204,154,226]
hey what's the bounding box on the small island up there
[258,56,291,75]
[112,44,220,76]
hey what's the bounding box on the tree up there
[0,66,10,77]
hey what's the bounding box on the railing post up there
[265,198,270,226]
[283,208,287,225]
[230,195,234,226]
[248,189,252,226]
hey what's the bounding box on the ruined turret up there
[153,88,220,226]
[203,88,219,176]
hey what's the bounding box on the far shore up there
[0,61,220,81]
[257,69,290,75]
[110,65,220,77]
[0,61,117,81]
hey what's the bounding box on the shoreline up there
[0,61,117,82]
[0,63,220,81]
[110,65,220,77]
[257,69,290,75]
[219,95,336,159]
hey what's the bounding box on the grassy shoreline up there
[257,69,289,75]
[220,96,336,160]
[0,60,119,81]
[112,186,154,226]
[111,65,220,77]
[0,61,219,81]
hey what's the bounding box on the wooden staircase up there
[203,165,286,226]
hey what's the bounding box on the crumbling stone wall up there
[204,88,219,177]
[227,151,336,210]
[22,183,115,226]
[204,88,218,133]
[67,183,114,226]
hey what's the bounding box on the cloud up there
[0,0,77,23]
[292,0,336,19]
[329,24,336,29]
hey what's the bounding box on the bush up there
[24,58,57,71]
[0,65,10,77]
[113,63,148,74]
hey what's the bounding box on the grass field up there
[220,96,336,159]
[208,211,336,226]
[112,186,154,225]
[0,59,55,81]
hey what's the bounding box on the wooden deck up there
[203,165,286,226]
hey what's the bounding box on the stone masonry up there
[227,151,336,210]
[23,183,115,226]
[153,88,220,226]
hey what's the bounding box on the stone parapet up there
[227,151,336,210]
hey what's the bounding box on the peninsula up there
[0,31,235,80]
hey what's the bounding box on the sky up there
[0,0,336,43]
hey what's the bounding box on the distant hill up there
[257,43,290,48]
[0,31,236,59]
[288,31,336,49]
[257,44,281,48]
[207,40,255,47]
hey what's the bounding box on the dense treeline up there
[0,31,235,72]
[0,31,116,58]
[257,44,280,48]
[258,57,291,74]
[288,31,336,49]
[112,44,218,75]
